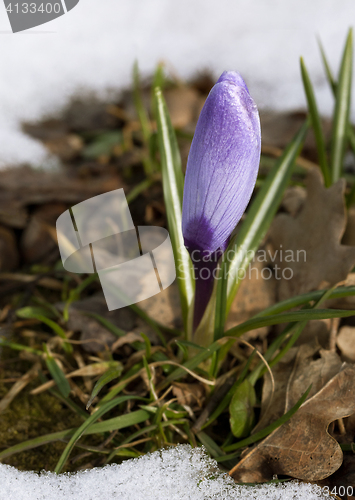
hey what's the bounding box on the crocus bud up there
[182,71,261,330]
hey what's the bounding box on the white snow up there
[0,0,354,167]
[0,445,331,500]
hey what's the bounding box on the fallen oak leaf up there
[285,345,343,411]
[268,168,355,301]
[229,365,355,483]
[254,345,343,433]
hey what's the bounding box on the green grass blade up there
[248,286,337,386]
[155,87,194,330]
[300,57,331,186]
[195,430,225,458]
[319,36,355,154]
[0,338,42,356]
[17,306,72,354]
[126,177,156,204]
[224,308,355,337]
[133,61,152,146]
[129,303,170,346]
[319,36,355,203]
[84,312,127,337]
[48,388,88,420]
[224,385,312,452]
[214,266,228,340]
[0,409,151,461]
[330,28,353,183]
[318,37,337,94]
[201,350,257,430]
[86,363,124,409]
[44,353,71,399]
[157,340,222,390]
[82,409,150,433]
[253,285,355,317]
[150,62,165,122]
[55,395,146,473]
[225,122,309,314]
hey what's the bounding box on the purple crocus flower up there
[182,71,261,330]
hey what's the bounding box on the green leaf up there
[55,395,146,473]
[86,363,124,409]
[229,379,256,438]
[225,121,309,315]
[201,350,257,430]
[224,308,355,338]
[300,57,331,186]
[224,385,312,453]
[155,87,194,331]
[83,131,122,159]
[330,28,353,183]
[16,305,56,319]
[44,352,71,398]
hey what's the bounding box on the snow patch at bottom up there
[0,445,331,500]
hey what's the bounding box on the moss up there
[0,355,90,472]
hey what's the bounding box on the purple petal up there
[182,71,261,255]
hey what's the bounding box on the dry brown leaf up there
[229,365,355,483]
[164,87,202,129]
[294,319,331,349]
[260,111,332,153]
[137,283,182,330]
[337,326,355,362]
[30,362,114,395]
[343,206,355,247]
[327,273,355,310]
[317,454,355,499]
[252,347,298,433]
[268,168,355,301]
[111,332,144,352]
[172,382,205,408]
[285,346,343,411]
[254,345,342,433]
[281,185,307,216]
[0,225,19,271]
[20,203,67,264]
[226,260,277,340]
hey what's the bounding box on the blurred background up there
[0,0,354,167]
